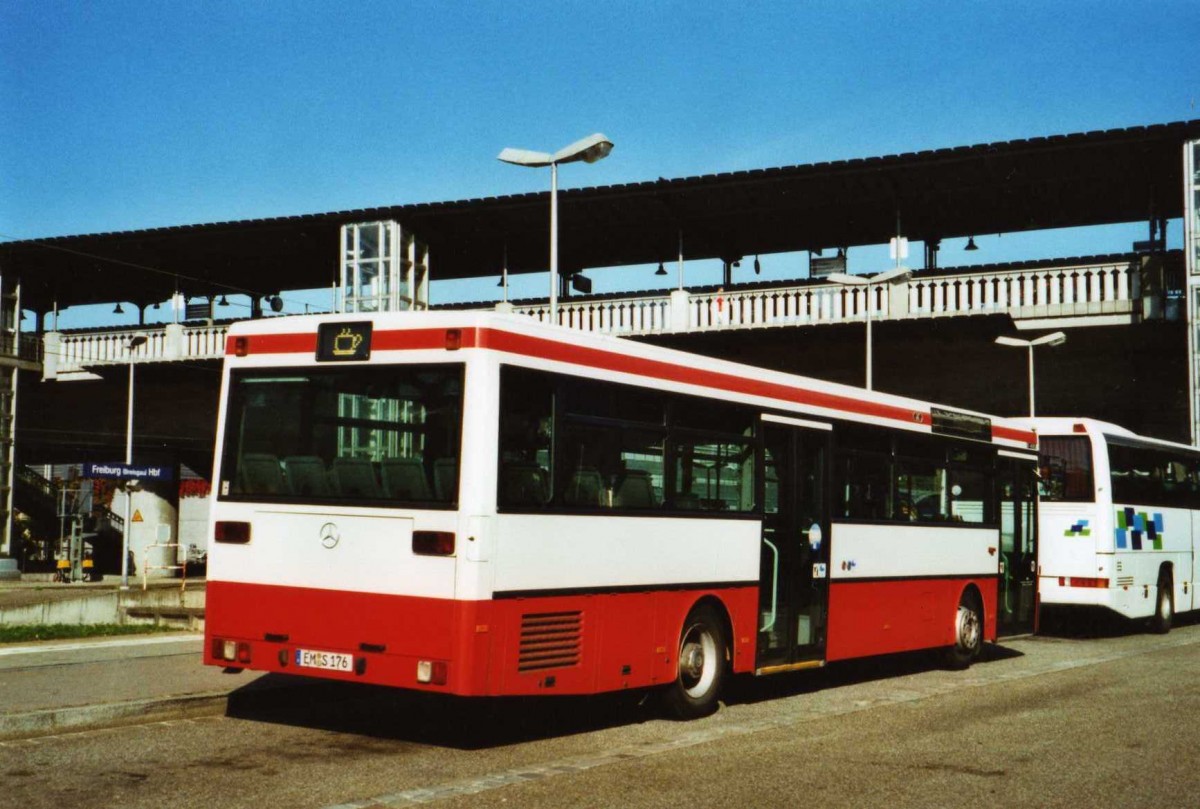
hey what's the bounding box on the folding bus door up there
[998,458,1038,635]
[757,415,832,672]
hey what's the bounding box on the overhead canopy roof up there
[4,119,1198,315]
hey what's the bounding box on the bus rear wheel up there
[943,591,983,670]
[1150,573,1173,635]
[662,604,728,720]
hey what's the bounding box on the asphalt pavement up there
[0,632,243,739]
[2,620,1198,808]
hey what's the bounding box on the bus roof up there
[226,310,1037,450]
[1023,417,1198,454]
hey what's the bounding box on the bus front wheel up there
[1150,572,1174,635]
[662,604,728,719]
[943,591,983,670]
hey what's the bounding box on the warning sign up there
[132,510,144,523]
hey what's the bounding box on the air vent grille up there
[518,611,582,672]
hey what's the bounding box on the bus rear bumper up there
[203,580,486,694]
[1038,576,1155,619]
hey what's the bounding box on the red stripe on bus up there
[224,327,480,356]
[993,425,1037,445]
[478,328,932,432]
[225,332,317,355]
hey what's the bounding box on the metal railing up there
[514,257,1139,335]
[47,257,1146,371]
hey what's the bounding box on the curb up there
[0,689,232,741]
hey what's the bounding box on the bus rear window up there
[218,364,463,507]
[1038,436,1093,502]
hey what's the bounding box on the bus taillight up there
[445,329,462,350]
[215,521,252,544]
[417,660,448,684]
[211,638,252,663]
[413,531,455,556]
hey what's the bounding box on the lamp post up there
[120,332,148,590]
[995,332,1067,417]
[498,133,613,323]
[828,267,911,390]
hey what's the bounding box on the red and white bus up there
[204,311,1038,717]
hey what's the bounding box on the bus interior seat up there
[613,469,655,508]
[381,457,431,500]
[433,457,457,501]
[283,456,333,497]
[564,466,603,506]
[331,457,382,498]
[238,453,285,495]
[500,462,548,506]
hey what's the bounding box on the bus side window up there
[498,367,554,510]
[835,451,891,520]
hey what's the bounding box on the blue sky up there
[2,1,1198,322]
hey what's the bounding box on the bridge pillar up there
[164,323,183,359]
[42,332,60,381]
[1186,139,1200,445]
[669,289,690,332]
[888,281,911,318]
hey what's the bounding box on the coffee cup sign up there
[333,328,363,356]
[316,322,372,362]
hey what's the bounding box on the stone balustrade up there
[45,257,1142,376]
[514,257,1139,335]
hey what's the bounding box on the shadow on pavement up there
[225,675,656,750]
[224,640,1024,749]
[1036,606,1199,639]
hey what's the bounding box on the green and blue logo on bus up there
[1114,508,1163,551]
[1064,520,1091,537]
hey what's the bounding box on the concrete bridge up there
[42,253,1162,378]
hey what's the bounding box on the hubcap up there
[957,605,980,650]
[681,641,705,679]
[679,623,718,698]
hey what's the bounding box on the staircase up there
[13,466,124,574]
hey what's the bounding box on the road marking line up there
[322,630,1200,809]
[0,634,200,657]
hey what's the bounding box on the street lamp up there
[828,267,911,390]
[498,133,613,323]
[995,332,1067,417]
[120,332,148,590]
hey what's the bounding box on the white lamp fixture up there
[827,267,912,390]
[120,331,149,590]
[995,332,1067,417]
[498,133,613,323]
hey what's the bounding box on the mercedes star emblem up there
[319,522,340,549]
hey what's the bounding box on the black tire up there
[1150,573,1174,635]
[661,604,728,719]
[943,591,983,670]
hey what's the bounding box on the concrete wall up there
[127,488,178,579]
[178,494,210,558]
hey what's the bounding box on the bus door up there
[998,458,1038,635]
[758,416,831,671]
